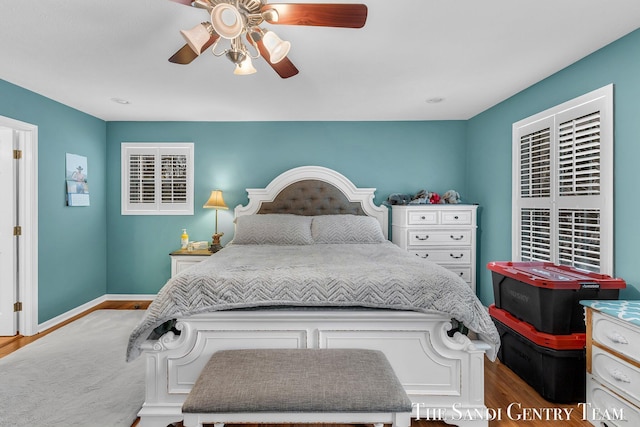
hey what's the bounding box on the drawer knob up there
[450,253,464,259]
[415,253,429,259]
[606,331,629,345]
[450,235,464,241]
[415,235,429,241]
[609,368,631,383]
[421,216,426,220]
[454,215,459,219]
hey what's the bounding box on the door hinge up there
[14,226,22,236]
[14,302,23,312]
[13,149,22,159]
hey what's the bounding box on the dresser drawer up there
[407,210,439,225]
[447,267,471,282]
[587,375,640,426]
[410,249,471,264]
[593,311,640,365]
[407,230,471,246]
[441,210,472,225]
[592,345,640,404]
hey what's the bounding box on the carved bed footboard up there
[137,309,489,427]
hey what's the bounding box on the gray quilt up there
[127,242,500,361]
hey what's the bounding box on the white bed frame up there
[137,166,490,427]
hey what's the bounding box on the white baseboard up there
[36,294,155,334]
[106,294,156,301]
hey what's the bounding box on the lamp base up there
[210,232,224,253]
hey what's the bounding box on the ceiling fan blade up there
[266,55,299,79]
[248,34,299,78]
[169,34,219,64]
[261,3,368,28]
[169,44,200,64]
[168,0,194,5]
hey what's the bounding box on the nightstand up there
[169,248,213,277]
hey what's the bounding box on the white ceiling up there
[1,0,639,122]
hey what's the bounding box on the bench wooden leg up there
[392,412,412,427]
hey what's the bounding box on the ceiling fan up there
[168,0,368,78]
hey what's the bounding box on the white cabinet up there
[391,205,478,292]
[170,248,212,277]
[584,302,640,426]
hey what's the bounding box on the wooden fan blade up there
[248,34,299,78]
[261,3,368,28]
[169,44,199,64]
[169,35,219,65]
[168,0,193,6]
[266,55,299,79]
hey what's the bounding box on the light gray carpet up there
[0,309,146,427]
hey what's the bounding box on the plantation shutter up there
[514,116,554,264]
[122,143,194,215]
[512,85,613,275]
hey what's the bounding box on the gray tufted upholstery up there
[182,349,412,413]
[257,179,365,216]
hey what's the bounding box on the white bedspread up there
[127,242,500,361]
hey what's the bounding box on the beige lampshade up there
[203,190,229,210]
[262,30,291,64]
[181,23,213,54]
[234,56,257,75]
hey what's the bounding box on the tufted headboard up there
[256,179,366,216]
[234,166,389,239]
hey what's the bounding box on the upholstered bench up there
[182,348,413,427]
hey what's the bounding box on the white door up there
[0,127,17,335]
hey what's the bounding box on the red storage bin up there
[488,261,625,334]
[489,304,586,403]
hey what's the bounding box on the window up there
[121,142,194,215]
[512,84,613,274]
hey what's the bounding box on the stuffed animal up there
[442,190,461,204]
[428,192,442,204]
[409,189,429,204]
[386,193,412,205]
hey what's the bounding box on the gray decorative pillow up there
[312,214,386,244]
[233,214,314,245]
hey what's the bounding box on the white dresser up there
[583,300,640,427]
[391,204,478,292]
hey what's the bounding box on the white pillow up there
[233,214,314,245]
[311,214,386,244]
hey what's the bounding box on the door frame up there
[0,115,38,336]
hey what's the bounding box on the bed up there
[128,165,500,427]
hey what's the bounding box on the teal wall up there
[467,28,640,304]
[0,80,107,322]
[105,121,468,294]
[2,27,638,323]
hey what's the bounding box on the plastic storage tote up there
[488,261,625,334]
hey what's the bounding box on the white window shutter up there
[520,208,552,262]
[512,84,613,275]
[512,116,554,263]
[122,143,194,215]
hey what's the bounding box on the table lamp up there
[203,189,229,252]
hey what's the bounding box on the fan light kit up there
[168,0,368,78]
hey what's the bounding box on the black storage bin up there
[489,304,586,403]
[488,261,625,334]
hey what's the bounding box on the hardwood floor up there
[1,302,592,427]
